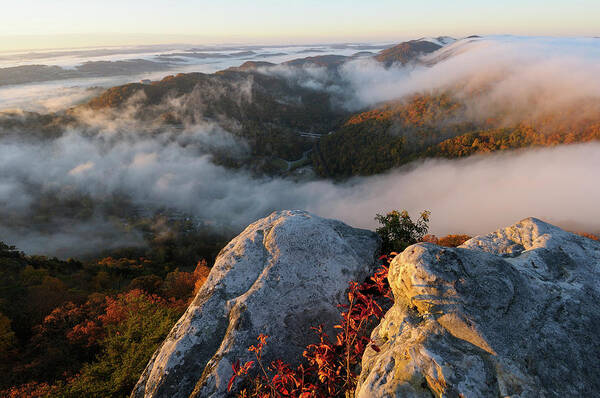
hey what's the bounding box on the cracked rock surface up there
[132,210,379,398]
[356,217,600,397]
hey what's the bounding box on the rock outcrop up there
[356,217,600,397]
[132,210,379,398]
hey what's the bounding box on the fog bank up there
[2,122,599,255]
[311,143,600,235]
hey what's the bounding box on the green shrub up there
[375,210,430,253]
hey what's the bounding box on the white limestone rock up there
[356,217,600,397]
[132,210,379,398]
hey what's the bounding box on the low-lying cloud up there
[339,36,600,122]
[2,122,599,256]
[1,36,600,256]
[310,142,600,235]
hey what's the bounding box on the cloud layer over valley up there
[2,124,599,257]
[1,36,600,256]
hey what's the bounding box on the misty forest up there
[1,8,600,398]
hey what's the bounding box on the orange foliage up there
[421,234,439,244]
[575,232,600,241]
[193,259,211,294]
[432,122,600,159]
[97,257,150,272]
[318,91,600,178]
[4,381,60,398]
[100,289,186,325]
[422,234,472,247]
[438,234,472,247]
[345,93,461,128]
[67,320,104,347]
[162,259,210,302]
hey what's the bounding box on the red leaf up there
[227,374,236,392]
[232,359,240,373]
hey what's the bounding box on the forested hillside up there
[314,93,600,177]
[86,70,347,162]
[0,237,214,397]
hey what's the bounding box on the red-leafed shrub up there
[229,255,395,397]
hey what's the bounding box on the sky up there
[0,0,598,51]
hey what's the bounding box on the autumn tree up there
[64,290,186,397]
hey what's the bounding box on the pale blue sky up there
[1,0,598,51]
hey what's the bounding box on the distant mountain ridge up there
[0,37,454,87]
[374,39,444,66]
[236,37,452,71]
[0,59,172,87]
